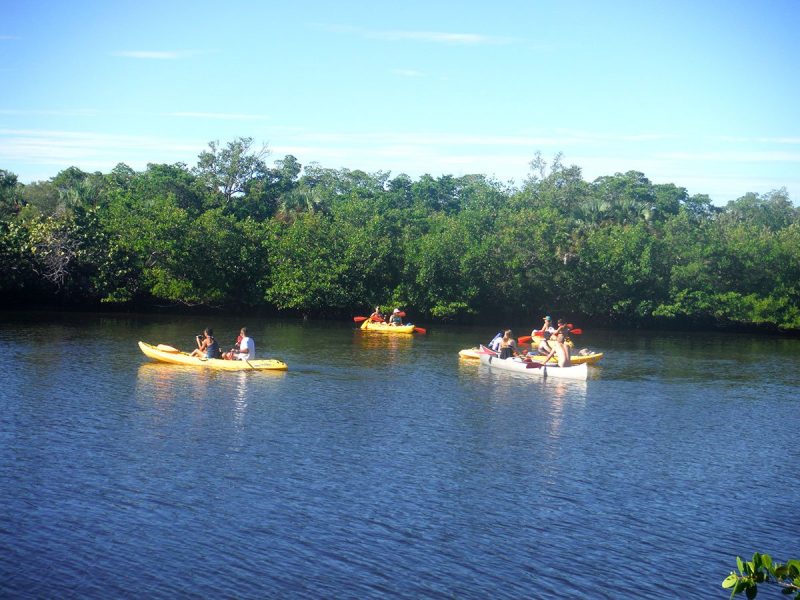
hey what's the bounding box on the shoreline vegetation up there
[2,138,799,333]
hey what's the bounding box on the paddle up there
[561,324,583,335]
[353,316,368,323]
[156,344,181,353]
[518,330,547,344]
[390,310,424,332]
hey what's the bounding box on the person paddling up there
[540,315,555,335]
[542,333,571,367]
[223,332,244,360]
[554,318,571,336]
[235,327,255,361]
[369,306,384,322]
[223,327,254,360]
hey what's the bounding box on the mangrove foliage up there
[1,140,798,330]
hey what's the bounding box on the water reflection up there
[136,363,182,403]
[233,371,248,430]
[135,363,221,403]
[5,313,800,600]
[544,380,587,442]
[352,330,414,365]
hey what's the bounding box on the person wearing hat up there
[540,316,555,334]
[388,308,403,326]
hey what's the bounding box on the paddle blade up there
[353,316,368,323]
[371,315,384,322]
[518,335,532,344]
[414,327,427,334]
[398,311,406,318]
[570,328,583,335]
[156,344,181,353]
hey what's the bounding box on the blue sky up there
[2,0,798,204]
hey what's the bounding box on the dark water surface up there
[1,312,798,599]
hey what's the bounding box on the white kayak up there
[477,345,588,381]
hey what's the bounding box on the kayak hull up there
[360,320,416,334]
[138,341,288,371]
[460,347,603,365]
[478,346,588,380]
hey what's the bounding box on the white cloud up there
[718,135,800,145]
[288,130,580,148]
[3,125,797,204]
[0,108,99,117]
[0,128,202,176]
[112,50,197,60]
[166,112,271,121]
[659,150,800,163]
[368,30,513,45]
[314,23,514,45]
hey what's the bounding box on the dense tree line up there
[1,138,798,330]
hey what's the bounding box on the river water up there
[1,312,797,599]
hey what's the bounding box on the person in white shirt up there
[236,327,255,361]
[540,315,555,334]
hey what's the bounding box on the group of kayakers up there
[488,315,576,367]
[190,327,254,361]
[370,306,405,326]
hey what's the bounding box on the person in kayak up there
[488,331,503,352]
[536,331,553,355]
[539,316,555,334]
[369,306,384,322]
[222,332,244,360]
[235,327,255,360]
[554,318,571,336]
[542,333,571,367]
[388,308,403,326]
[191,328,220,359]
[498,329,516,359]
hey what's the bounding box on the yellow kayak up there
[459,346,603,365]
[360,320,417,334]
[138,341,288,371]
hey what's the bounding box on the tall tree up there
[0,170,22,220]
[193,137,270,205]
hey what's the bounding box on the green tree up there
[193,137,270,205]
[0,169,22,220]
[570,222,668,319]
[720,188,797,231]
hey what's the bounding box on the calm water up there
[1,312,798,599]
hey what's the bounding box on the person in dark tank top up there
[191,327,220,359]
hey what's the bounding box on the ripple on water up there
[1,318,798,599]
